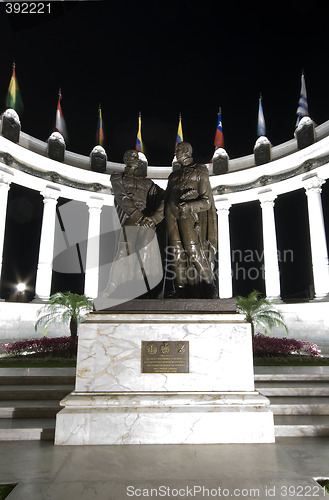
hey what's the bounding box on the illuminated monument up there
[1,105,329,444]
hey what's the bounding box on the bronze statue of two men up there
[102,142,217,301]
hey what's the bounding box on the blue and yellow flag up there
[175,113,183,151]
[5,63,23,115]
[135,112,144,153]
[96,105,104,146]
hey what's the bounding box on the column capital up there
[214,198,231,212]
[0,171,13,190]
[87,196,104,212]
[303,174,325,194]
[258,189,277,207]
[41,186,61,202]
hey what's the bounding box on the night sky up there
[1,0,329,300]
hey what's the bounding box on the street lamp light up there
[17,283,26,292]
[16,283,26,302]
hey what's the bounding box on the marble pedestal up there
[55,312,275,445]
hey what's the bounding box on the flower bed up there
[1,336,78,358]
[253,333,321,358]
[0,334,322,361]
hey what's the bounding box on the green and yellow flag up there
[5,63,23,115]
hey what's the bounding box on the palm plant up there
[35,292,94,338]
[236,290,288,338]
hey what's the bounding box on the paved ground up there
[0,438,328,499]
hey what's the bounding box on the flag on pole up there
[296,71,309,127]
[96,104,104,146]
[135,111,144,152]
[5,62,23,115]
[55,89,68,142]
[175,113,183,151]
[257,94,266,137]
[214,108,224,148]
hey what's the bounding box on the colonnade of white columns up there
[33,192,105,302]
[0,174,329,301]
[213,174,329,300]
[0,178,105,301]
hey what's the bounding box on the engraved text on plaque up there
[141,341,189,373]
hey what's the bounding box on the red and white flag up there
[55,90,68,142]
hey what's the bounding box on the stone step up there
[269,397,329,415]
[0,418,55,441]
[0,385,73,401]
[0,368,76,386]
[0,367,327,441]
[254,367,329,382]
[0,400,61,419]
[256,384,329,396]
[254,374,329,382]
[0,375,75,386]
[274,415,329,437]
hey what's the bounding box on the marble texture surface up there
[55,313,275,445]
[75,313,254,393]
[55,401,274,445]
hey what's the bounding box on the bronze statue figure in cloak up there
[164,141,217,298]
[98,149,164,304]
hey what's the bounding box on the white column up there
[303,175,329,300]
[259,190,281,300]
[34,187,60,302]
[215,199,233,298]
[84,197,103,299]
[0,173,12,299]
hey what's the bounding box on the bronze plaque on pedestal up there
[141,341,189,373]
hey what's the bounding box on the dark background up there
[0,0,329,300]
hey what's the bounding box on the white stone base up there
[55,312,275,445]
[55,392,274,445]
